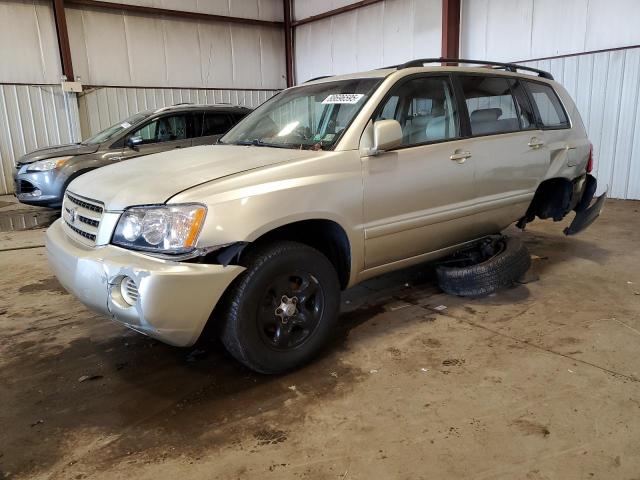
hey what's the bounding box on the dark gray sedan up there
[13,103,250,208]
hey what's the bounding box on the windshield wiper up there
[233,139,292,149]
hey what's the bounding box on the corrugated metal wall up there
[77,87,279,137]
[0,84,81,195]
[65,6,286,89]
[0,0,61,84]
[460,0,640,63]
[521,49,640,200]
[294,0,442,83]
[0,0,286,195]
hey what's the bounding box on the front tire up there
[219,241,341,374]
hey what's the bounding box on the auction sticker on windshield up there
[322,94,364,104]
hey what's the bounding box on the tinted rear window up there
[524,81,570,128]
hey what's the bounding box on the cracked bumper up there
[564,174,607,235]
[45,219,244,346]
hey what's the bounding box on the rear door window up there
[459,76,522,136]
[524,81,570,128]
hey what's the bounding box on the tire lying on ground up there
[436,236,531,297]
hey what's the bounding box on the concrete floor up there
[1,196,639,480]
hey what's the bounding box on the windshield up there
[221,78,383,150]
[82,111,151,145]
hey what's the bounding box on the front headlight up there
[27,156,72,172]
[112,204,207,254]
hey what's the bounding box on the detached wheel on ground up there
[436,235,531,297]
[218,241,341,374]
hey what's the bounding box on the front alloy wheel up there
[219,241,340,374]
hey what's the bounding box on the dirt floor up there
[1,196,639,480]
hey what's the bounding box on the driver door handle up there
[450,150,472,163]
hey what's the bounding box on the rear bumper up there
[45,219,245,346]
[564,174,607,235]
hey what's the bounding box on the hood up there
[68,144,320,211]
[18,143,99,165]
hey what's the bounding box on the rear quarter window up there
[524,81,570,129]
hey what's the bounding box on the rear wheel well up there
[246,220,351,290]
[517,178,574,228]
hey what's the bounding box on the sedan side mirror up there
[127,135,143,151]
[372,119,402,153]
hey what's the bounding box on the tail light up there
[586,143,594,173]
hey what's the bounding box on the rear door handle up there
[528,137,545,149]
[450,150,471,163]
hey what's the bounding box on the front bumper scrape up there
[564,174,607,235]
[45,219,245,346]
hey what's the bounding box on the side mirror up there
[372,119,402,153]
[127,135,143,151]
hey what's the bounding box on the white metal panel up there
[530,0,588,59]
[123,14,167,85]
[164,18,203,87]
[294,0,441,83]
[585,0,640,52]
[354,3,384,71]
[0,0,61,84]
[0,85,80,195]
[96,0,284,21]
[461,0,640,62]
[294,0,358,20]
[65,6,286,88]
[77,86,279,137]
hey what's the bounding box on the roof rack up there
[396,58,554,80]
[304,75,334,83]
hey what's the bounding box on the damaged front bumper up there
[45,219,245,346]
[564,174,607,235]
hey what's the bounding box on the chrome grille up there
[66,192,104,214]
[62,192,104,246]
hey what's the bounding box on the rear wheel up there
[219,241,340,374]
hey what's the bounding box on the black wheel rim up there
[256,271,325,351]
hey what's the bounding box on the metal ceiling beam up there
[291,0,385,27]
[52,0,74,80]
[283,0,295,87]
[65,0,284,28]
[441,0,461,62]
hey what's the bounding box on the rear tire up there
[436,236,531,297]
[218,241,340,374]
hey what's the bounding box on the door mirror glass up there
[373,119,403,152]
[127,135,143,150]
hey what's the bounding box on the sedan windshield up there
[82,111,151,145]
[221,78,382,150]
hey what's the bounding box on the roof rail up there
[304,75,334,83]
[396,58,554,80]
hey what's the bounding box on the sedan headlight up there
[27,156,72,172]
[112,204,207,254]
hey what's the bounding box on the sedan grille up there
[62,192,104,246]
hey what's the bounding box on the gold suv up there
[46,59,606,373]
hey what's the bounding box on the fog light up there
[119,276,139,306]
[32,189,42,197]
